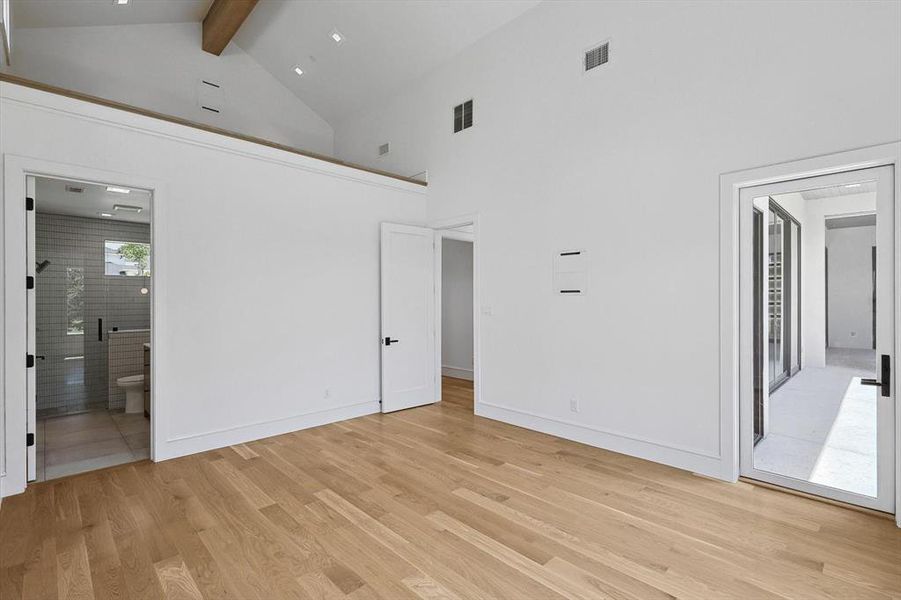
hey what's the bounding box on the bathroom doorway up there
[27,175,152,482]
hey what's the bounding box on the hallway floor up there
[36,409,150,482]
[754,348,877,497]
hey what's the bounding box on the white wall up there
[441,238,473,380]
[0,81,425,497]
[827,226,877,349]
[1,22,334,155]
[333,0,901,478]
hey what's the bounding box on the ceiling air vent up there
[379,143,390,156]
[584,41,609,72]
[453,99,473,133]
[65,185,84,194]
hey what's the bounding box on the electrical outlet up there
[324,388,331,399]
[569,396,580,413]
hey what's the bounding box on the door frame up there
[739,165,893,512]
[719,142,901,525]
[431,214,480,411]
[1,155,165,498]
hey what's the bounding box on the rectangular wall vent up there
[65,185,84,194]
[379,142,390,156]
[453,99,473,133]
[584,41,609,72]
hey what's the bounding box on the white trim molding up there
[476,402,726,477]
[0,81,427,197]
[719,142,901,525]
[442,366,474,381]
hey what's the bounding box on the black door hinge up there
[26,197,34,211]
[26,276,35,289]
[26,354,35,368]
[26,433,35,447]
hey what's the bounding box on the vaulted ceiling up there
[232,1,540,123]
[11,0,540,125]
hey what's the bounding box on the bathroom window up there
[105,240,151,276]
[66,267,84,335]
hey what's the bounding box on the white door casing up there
[380,223,437,413]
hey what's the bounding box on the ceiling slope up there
[234,0,540,124]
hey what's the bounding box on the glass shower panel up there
[34,212,105,416]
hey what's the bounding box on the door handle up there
[860,354,891,397]
[384,337,399,346]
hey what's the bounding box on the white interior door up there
[739,165,895,512]
[380,223,436,412]
[26,175,36,482]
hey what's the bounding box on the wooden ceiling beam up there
[202,0,259,56]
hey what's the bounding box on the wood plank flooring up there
[2,376,900,599]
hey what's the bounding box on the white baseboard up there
[155,400,380,462]
[442,365,474,381]
[475,402,728,480]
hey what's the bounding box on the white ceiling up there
[234,0,540,123]
[12,0,540,124]
[36,177,152,224]
[11,0,213,29]
[800,180,877,201]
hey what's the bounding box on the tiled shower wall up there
[35,213,151,416]
[108,330,150,410]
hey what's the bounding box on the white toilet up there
[117,374,144,414]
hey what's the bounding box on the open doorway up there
[29,175,152,482]
[379,216,479,414]
[740,165,894,512]
[440,227,475,412]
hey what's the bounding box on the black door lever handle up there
[861,354,891,397]
[384,337,399,346]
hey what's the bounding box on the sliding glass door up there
[767,200,800,392]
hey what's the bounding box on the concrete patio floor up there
[753,348,877,498]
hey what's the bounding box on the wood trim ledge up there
[0,73,426,187]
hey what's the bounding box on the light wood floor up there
[2,376,899,599]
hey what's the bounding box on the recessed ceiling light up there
[99,212,113,218]
[106,186,131,194]
[113,204,143,213]
[113,0,129,5]
[844,183,862,189]
[330,29,345,44]
[293,66,304,76]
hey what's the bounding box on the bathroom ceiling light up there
[844,183,862,189]
[114,0,129,5]
[330,29,345,44]
[113,204,143,213]
[106,186,131,194]
[99,212,113,217]
[293,66,304,76]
